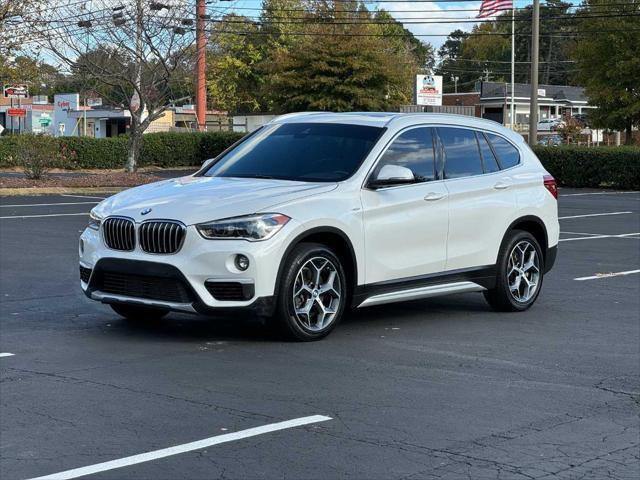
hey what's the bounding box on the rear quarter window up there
[486,133,520,169]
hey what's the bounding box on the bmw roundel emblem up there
[140,208,152,216]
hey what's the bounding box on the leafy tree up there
[436,2,576,91]
[269,2,431,111]
[207,15,265,113]
[573,0,640,143]
[206,2,432,113]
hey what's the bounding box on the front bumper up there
[79,222,294,316]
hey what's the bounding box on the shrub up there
[533,145,640,189]
[0,131,245,170]
[2,134,77,179]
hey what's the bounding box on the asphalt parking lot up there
[1,188,638,480]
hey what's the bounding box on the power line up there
[195,12,640,26]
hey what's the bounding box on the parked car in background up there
[79,112,559,341]
[537,119,563,131]
[538,134,563,146]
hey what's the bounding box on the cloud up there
[378,1,483,51]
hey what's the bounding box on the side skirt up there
[353,265,496,308]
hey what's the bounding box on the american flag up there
[477,0,513,18]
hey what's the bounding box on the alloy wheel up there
[292,256,342,332]
[507,240,540,303]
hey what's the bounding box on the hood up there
[93,175,338,225]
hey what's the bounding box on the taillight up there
[543,174,558,199]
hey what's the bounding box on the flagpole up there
[510,6,515,129]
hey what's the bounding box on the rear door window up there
[486,133,520,169]
[438,127,484,179]
[476,132,500,173]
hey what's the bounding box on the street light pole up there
[528,0,540,146]
[196,0,207,131]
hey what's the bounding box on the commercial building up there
[442,81,596,128]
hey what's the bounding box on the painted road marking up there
[0,212,89,219]
[0,202,98,208]
[575,270,640,281]
[0,353,15,358]
[559,232,640,242]
[559,211,633,220]
[27,415,332,480]
[561,191,640,197]
[61,194,107,200]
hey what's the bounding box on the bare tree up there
[33,0,197,171]
[1,0,47,56]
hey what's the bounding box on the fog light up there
[235,254,250,271]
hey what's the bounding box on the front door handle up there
[494,179,512,190]
[424,192,447,201]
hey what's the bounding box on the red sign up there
[7,108,27,117]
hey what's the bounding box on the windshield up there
[203,122,384,182]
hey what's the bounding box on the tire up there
[272,242,348,341]
[110,303,169,322]
[484,230,544,312]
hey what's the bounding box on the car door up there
[438,127,517,271]
[361,127,449,284]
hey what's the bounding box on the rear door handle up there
[424,192,447,201]
[493,179,512,190]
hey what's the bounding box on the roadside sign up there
[87,97,102,107]
[32,95,49,105]
[39,112,52,126]
[416,74,443,106]
[7,108,27,117]
[3,84,29,99]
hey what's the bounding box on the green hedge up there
[532,145,640,190]
[0,131,245,169]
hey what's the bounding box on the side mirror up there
[369,164,415,188]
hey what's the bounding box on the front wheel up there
[110,303,169,322]
[484,230,544,312]
[273,243,347,341]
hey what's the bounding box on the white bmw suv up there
[80,112,559,341]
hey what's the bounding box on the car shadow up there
[100,293,494,344]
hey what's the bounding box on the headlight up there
[196,213,290,241]
[88,210,102,230]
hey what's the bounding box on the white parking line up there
[559,211,633,220]
[0,202,98,208]
[559,232,640,242]
[0,212,89,219]
[561,191,639,197]
[0,353,15,358]
[61,194,106,200]
[27,415,332,480]
[574,270,640,281]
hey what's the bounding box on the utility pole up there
[528,0,540,146]
[196,0,207,131]
[510,6,515,130]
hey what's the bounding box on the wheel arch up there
[502,215,549,262]
[275,226,358,300]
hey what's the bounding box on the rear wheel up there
[484,230,544,312]
[110,303,169,322]
[273,243,347,341]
